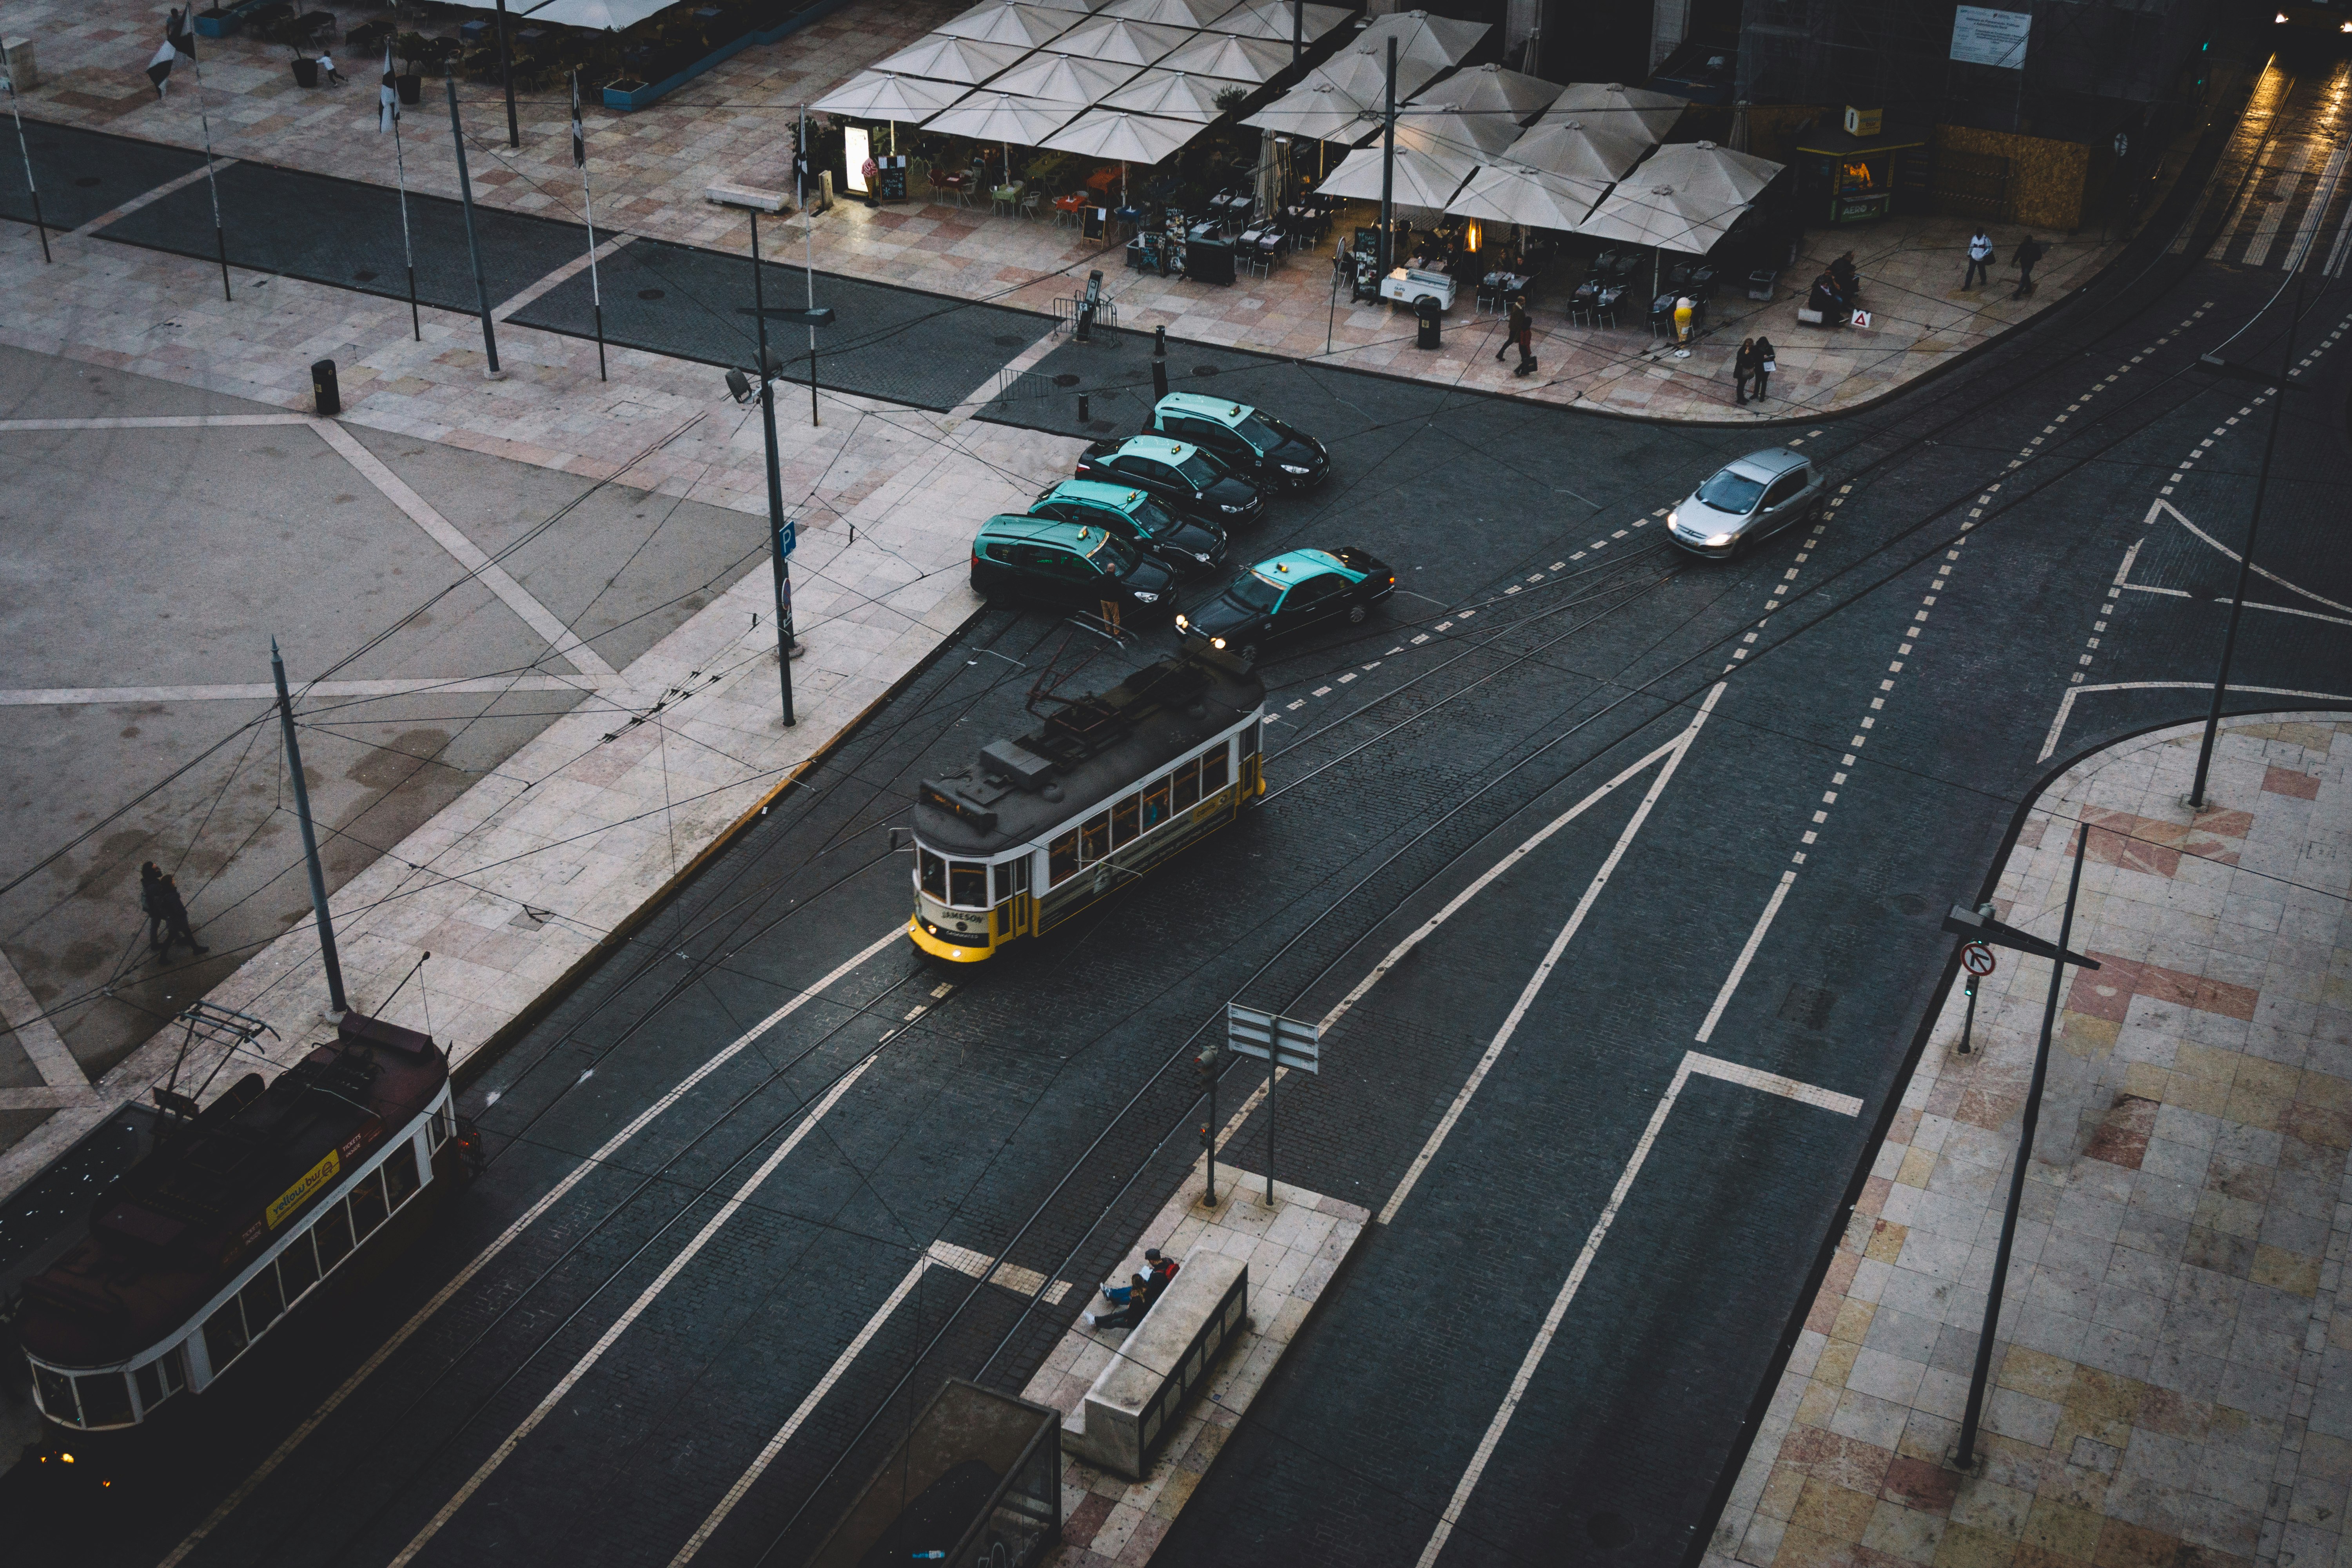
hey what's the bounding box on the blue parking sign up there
[777,517,796,557]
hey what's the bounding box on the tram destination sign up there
[1226,1004,1319,1074]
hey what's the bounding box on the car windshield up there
[1089,532,1144,574]
[1697,468,1769,514]
[1231,413,1283,455]
[1127,495,1182,538]
[1229,573,1284,612]
[1174,453,1221,489]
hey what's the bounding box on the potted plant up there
[271,16,319,87]
[395,32,426,103]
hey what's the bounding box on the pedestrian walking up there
[1733,337,1758,405]
[318,49,343,86]
[1495,293,1535,376]
[139,862,168,952]
[1673,293,1695,345]
[1752,336,1777,401]
[2012,234,2044,298]
[1964,228,1993,289]
[153,873,207,958]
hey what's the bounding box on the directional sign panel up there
[1227,1002,1319,1074]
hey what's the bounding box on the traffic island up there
[1022,1155,1368,1566]
[1708,713,2352,1568]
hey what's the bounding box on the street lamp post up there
[727,287,833,730]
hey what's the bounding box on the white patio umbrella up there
[1409,62,1560,124]
[1100,0,1233,26]
[1153,29,1292,83]
[812,71,966,123]
[1504,115,1653,183]
[926,90,1078,147]
[1639,139,1781,203]
[1315,142,1476,212]
[1390,103,1519,158]
[1576,143,1780,254]
[934,0,1083,47]
[1044,108,1206,203]
[1048,16,1196,66]
[445,0,668,26]
[1243,79,1376,141]
[1310,40,1445,103]
[1207,0,1350,42]
[987,50,1139,104]
[1354,9,1489,72]
[1543,82,1687,144]
[1446,160,1605,230]
[1102,68,1229,123]
[1026,0,1115,11]
[870,34,1031,85]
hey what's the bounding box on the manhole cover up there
[353,269,378,282]
[1587,1512,1633,1550]
[637,288,665,300]
[1778,985,1836,1030]
[1052,372,1081,387]
[993,334,1025,347]
[1192,364,1220,376]
[74,175,100,187]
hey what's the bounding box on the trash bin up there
[310,358,340,417]
[1414,294,1442,350]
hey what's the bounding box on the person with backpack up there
[1964,229,1993,289]
[153,872,207,959]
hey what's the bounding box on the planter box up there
[291,55,319,88]
[601,0,854,112]
[395,72,421,105]
[192,0,274,39]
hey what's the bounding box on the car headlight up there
[1220,502,1247,514]
[1193,551,1212,563]
[1280,463,1311,475]
[1175,613,1190,630]
[1131,590,1161,604]
[1667,508,1680,528]
[1706,533,1734,547]
[1210,636,1227,649]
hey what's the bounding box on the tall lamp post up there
[726,309,832,730]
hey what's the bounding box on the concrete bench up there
[705,181,791,214]
[1061,1247,1247,1480]
[1796,306,1826,325]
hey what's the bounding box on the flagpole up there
[575,73,605,382]
[801,102,816,428]
[181,10,232,301]
[388,46,419,341]
[2,51,48,264]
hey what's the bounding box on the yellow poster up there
[267,1149,341,1230]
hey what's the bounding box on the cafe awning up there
[1207,0,1350,42]
[1543,81,1688,144]
[985,49,1140,104]
[1048,16,1196,65]
[1316,141,1477,211]
[925,89,1080,145]
[1098,0,1234,25]
[1575,141,1783,253]
[1408,62,1560,125]
[933,0,1086,46]
[1043,106,1207,162]
[811,71,967,122]
[1503,114,1653,183]
[1445,160,1605,230]
[1354,9,1488,72]
[869,34,1032,84]
[1243,79,1376,140]
[1389,103,1519,158]
[1152,28,1291,82]
[1101,67,1230,123]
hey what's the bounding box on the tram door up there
[995,857,1034,940]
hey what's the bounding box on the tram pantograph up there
[909,653,1267,962]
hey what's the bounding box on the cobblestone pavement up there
[0,0,2227,422]
[1710,713,2352,1568]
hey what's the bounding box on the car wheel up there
[1346,603,1367,625]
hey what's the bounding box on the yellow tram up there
[909,654,1267,962]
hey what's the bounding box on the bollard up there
[1151,359,1169,403]
[310,358,341,417]
[1078,394,1090,425]
[1153,324,1167,359]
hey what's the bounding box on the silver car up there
[1667,448,1826,558]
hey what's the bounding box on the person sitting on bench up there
[1085,1249,1179,1331]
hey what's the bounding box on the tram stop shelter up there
[1790,118,1930,227]
[808,1379,1063,1568]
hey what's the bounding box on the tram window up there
[204,1302,249,1371]
[349,1169,390,1240]
[1080,813,1109,863]
[1141,778,1171,831]
[314,1201,355,1271]
[949,862,988,908]
[240,1267,285,1336]
[78,1370,132,1427]
[433,1102,456,1149]
[385,1145,422,1209]
[919,850,947,899]
[34,1365,76,1424]
[1201,748,1229,794]
[992,858,1029,902]
[1111,795,1140,847]
[135,1361,165,1411]
[278,1231,321,1299]
[1243,720,1262,759]
[1050,830,1080,885]
[1172,758,1201,811]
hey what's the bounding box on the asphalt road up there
[11,49,2352,1568]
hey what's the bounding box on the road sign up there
[777,517,797,557]
[1227,1003,1319,1073]
[1962,942,1996,976]
[1850,309,1872,330]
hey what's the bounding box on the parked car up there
[1075,435,1267,527]
[969,515,1178,619]
[1144,393,1330,491]
[1174,547,1396,666]
[1665,448,1826,558]
[1027,479,1227,577]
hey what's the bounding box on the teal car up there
[1174,546,1395,666]
[1027,480,1229,577]
[1145,392,1330,492]
[969,515,1178,619]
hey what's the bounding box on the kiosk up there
[1792,118,1928,227]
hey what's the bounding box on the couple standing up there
[1733,338,1777,405]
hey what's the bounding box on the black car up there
[1146,392,1330,491]
[1174,547,1396,666]
[1027,479,1228,578]
[1074,435,1267,528]
[970,515,1179,620]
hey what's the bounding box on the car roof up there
[1041,479,1154,513]
[1156,392,1257,427]
[1249,548,1355,587]
[1724,447,1809,481]
[1114,435,1202,465]
[978,514,1103,550]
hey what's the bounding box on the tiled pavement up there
[1709,714,2352,1568]
[0,186,1085,1198]
[7,0,2176,423]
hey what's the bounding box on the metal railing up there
[992,368,1056,405]
[1051,294,1120,336]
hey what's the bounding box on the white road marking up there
[308,419,619,684]
[492,234,637,323]
[1376,685,1725,1226]
[387,1053,885,1567]
[2286,140,2351,270]
[1693,871,1797,1044]
[68,160,239,239]
[0,1086,106,1110]
[2040,682,2352,762]
[2241,141,2316,268]
[158,927,906,1568]
[0,677,586,707]
[2146,497,2352,617]
[0,414,310,430]
[1410,1049,1858,1568]
[0,946,85,1089]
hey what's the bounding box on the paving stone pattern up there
[1711,715,2352,1568]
